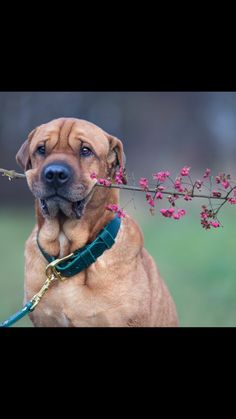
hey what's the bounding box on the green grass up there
[0,204,236,327]
[0,209,34,327]
[135,204,236,327]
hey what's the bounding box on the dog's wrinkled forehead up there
[30,118,110,155]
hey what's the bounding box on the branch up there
[95,183,230,201]
[0,167,233,201]
[0,168,26,180]
[1,166,235,229]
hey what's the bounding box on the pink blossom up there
[162,208,186,220]
[173,213,180,220]
[139,178,149,190]
[212,190,221,198]
[98,178,112,187]
[160,209,169,217]
[145,192,155,207]
[90,172,97,180]
[228,198,236,204]
[201,220,211,230]
[195,180,203,189]
[184,194,192,201]
[117,209,126,218]
[203,168,211,178]
[200,207,216,229]
[174,178,184,192]
[115,167,124,184]
[168,194,179,204]
[115,176,123,185]
[158,185,166,191]
[221,180,230,189]
[215,173,231,189]
[146,193,152,201]
[160,208,175,218]
[155,191,163,200]
[200,207,209,220]
[234,188,236,197]
[178,209,186,217]
[210,221,220,228]
[148,199,155,207]
[153,171,170,182]
[180,167,191,176]
[106,204,126,218]
[106,204,119,212]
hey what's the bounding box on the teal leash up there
[0,215,121,328]
[0,302,33,327]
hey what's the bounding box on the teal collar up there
[37,215,121,277]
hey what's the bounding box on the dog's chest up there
[28,257,127,327]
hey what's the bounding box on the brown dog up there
[16,118,178,327]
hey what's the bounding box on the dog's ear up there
[16,128,37,171]
[16,140,31,171]
[107,135,127,184]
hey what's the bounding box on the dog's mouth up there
[39,190,94,219]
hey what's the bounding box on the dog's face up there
[16,118,126,219]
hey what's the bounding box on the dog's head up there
[16,118,126,219]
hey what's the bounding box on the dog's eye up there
[80,146,93,157]
[36,145,46,156]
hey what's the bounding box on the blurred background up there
[0,92,236,327]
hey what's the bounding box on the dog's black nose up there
[43,163,72,188]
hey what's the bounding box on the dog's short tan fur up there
[16,118,178,327]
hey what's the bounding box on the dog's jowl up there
[16,118,178,327]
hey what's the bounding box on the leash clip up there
[30,252,74,310]
[30,274,56,310]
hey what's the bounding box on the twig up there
[214,187,235,216]
[0,168,26,180]
[95,183,230,201]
